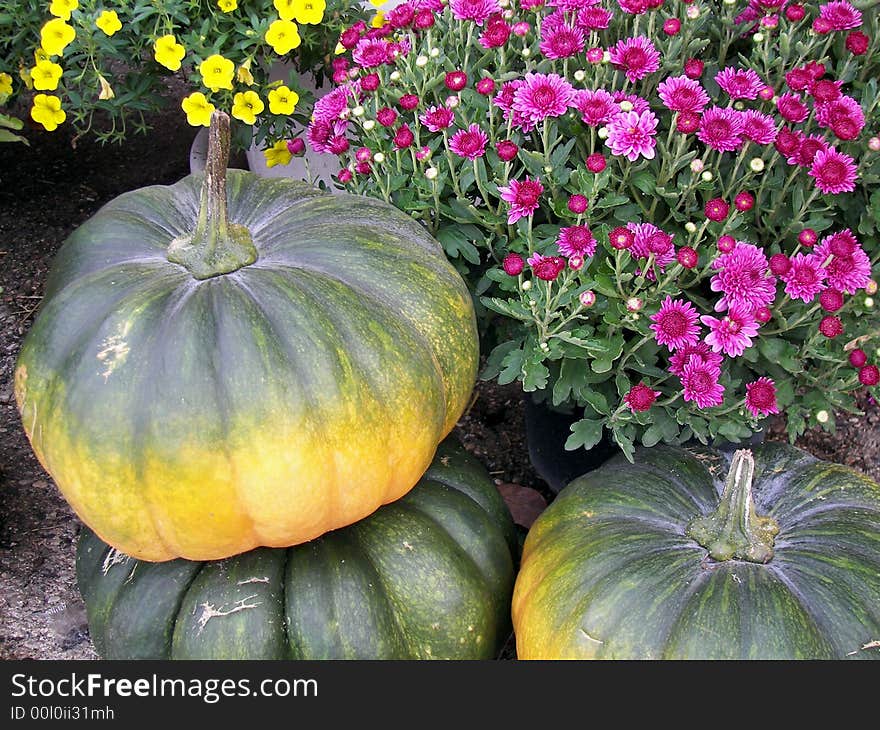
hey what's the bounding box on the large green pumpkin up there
[15,114,479,561]
[512,443,880,660]
[76,441,518,660]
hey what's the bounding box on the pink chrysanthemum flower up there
[512,73,576,127]
[745,377,779,418]
[312,86,350,123]
[479,16,511,48]
[668,342,723,378]
[701,304,760,358]
[419,105,455,132]
[815,230,872,293]
[816,95,865,140]
[527,252,566,281]
[777,93,810,123]
[618,0,649,14]
[577,6,613,30]
[450,0,501,24]
[819,1,862,30]
[657,75,710,114]
[710,242,776,312]
[627,221,676,275]
[624,383,662,412]
[781,252,828,301]
[741,110,778,144]
[574,89,620,126]
[498,177,544,224]
[352,38,392,68]
[715,67,764,100]
[609,36,661,82]
[810,147,858,194]
[794,134,830,168]
[307,119,348,154]
[680,357,725,409]
[540,24,585,59]
[492,80,522,115]
[650,296,701,351]
[449,124,489,160]
[605,109,659,162]
[698,107,744,152]
[557,225,597,258]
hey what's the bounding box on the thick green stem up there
[687,450,780,564]
[167,111,257,279]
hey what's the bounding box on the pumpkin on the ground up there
[512,443,880,659]
[77,440,518,660]
[15,113,479,561]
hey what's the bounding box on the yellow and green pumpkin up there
[15,114,479,561]
[513,444,880,660]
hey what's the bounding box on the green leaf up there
[480,297,533,322]
[566,418,604,451]
[522,357,550,392]
[498,347,526,385]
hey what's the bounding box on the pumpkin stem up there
[686,449,779,564]
[167,111,258,279]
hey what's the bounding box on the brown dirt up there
[0,103,878,660]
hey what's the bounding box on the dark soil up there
[0,103,878,660]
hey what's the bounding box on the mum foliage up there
[310,0,880,458]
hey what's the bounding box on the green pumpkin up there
[77,440,518,660]
[15,114,479,562]
[513,443,880,660]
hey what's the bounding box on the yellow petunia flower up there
[96,10,122,36]
[371,11,386,28]
[40,19,76,57]
[334,41,346,55]
[0,72,13,98]
[265,19,301,55]
[231,90,265,125]
[268,85,299,115]
[292,0,325,25]
[264,139,292,168]
[49,0,78,21]
[181,92,215,127]
[369,0,384,6]
[199,54,234,92]
[153,34,186,71]
[218,0,238,11]
[30,60,63,91]
[34,47,50,64]
[237,59,254,86]
[273,0,296,20]
[31,93,66,131]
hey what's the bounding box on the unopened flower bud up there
[690,159,705,173]
[869,137,880,151]
[619,100,634,112]
[373,152,385,163]
[543,165,552,173]
[753,32,765,43]
[866,297,875,308]
[522,279,532,291]
[430,47,440,58]
[425,167,438,180]
[352,105,365,117]
[866,279,878,295]
[749,158,765,172]
[602,50,611,63]
[686,5,700,19]
[574,69,585,82]
[626,297,643,312]
[363,119,376,131]
[685,221,697,233]
[579,290,596,307]
[701,170,713,182]
[540,342,550,351]
[416,55,428,67]
[597,127,609,139]
[816,410,829,423]
[446,95,460,108]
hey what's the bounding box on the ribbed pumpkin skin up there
[15,171,479,561]
[76,441,518,660]
[512,444,880,660]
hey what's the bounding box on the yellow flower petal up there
[181,92,215,127]
[231,90,265,126]
[0,72,12,99]
[199,54,235,92]
[265,19,301,55]
[40,19,76,57]
[264,139,293,168]
[217,0,238,11]
[96,10,122,37]
[31,93,66,131]
[268,85,299,115]
[30,60,63,91]
[98,74,114,100]
[49,0,78,21]
[154,35,186,72]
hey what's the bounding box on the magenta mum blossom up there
[573,89,620,126]
[624,383,662,412]
[352,38,392,68]
[657,75,710,114]
[540,24,585,59]
[650,296,701,351]
[605,109,659,162]
[609,36,661,82]
[815,230,872,294]
[698,107,744,152]
[419,105,455,132]
[701,304,760,358]
[745,378,779,418]
[680,357,725,409]
[710,242,776,313]
[627,222,676,275]
[668,342,723,378]
[818,1,862,31]
[782,253,828,302]
[715,67,764,100]
[741,110,778,145]
[557,225,597,258]
[498,177,544,224]
[512,73,575,128]
[450,0,500,24]
[810,147,858,194]
[528,252,566,281]
[449,123,489,159]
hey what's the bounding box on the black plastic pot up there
[524,394,767,494]
[523,396,618,494]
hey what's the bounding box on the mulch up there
[0,102,877,660]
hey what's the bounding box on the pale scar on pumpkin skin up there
[195,595,262,634]
[96,321,132,381]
